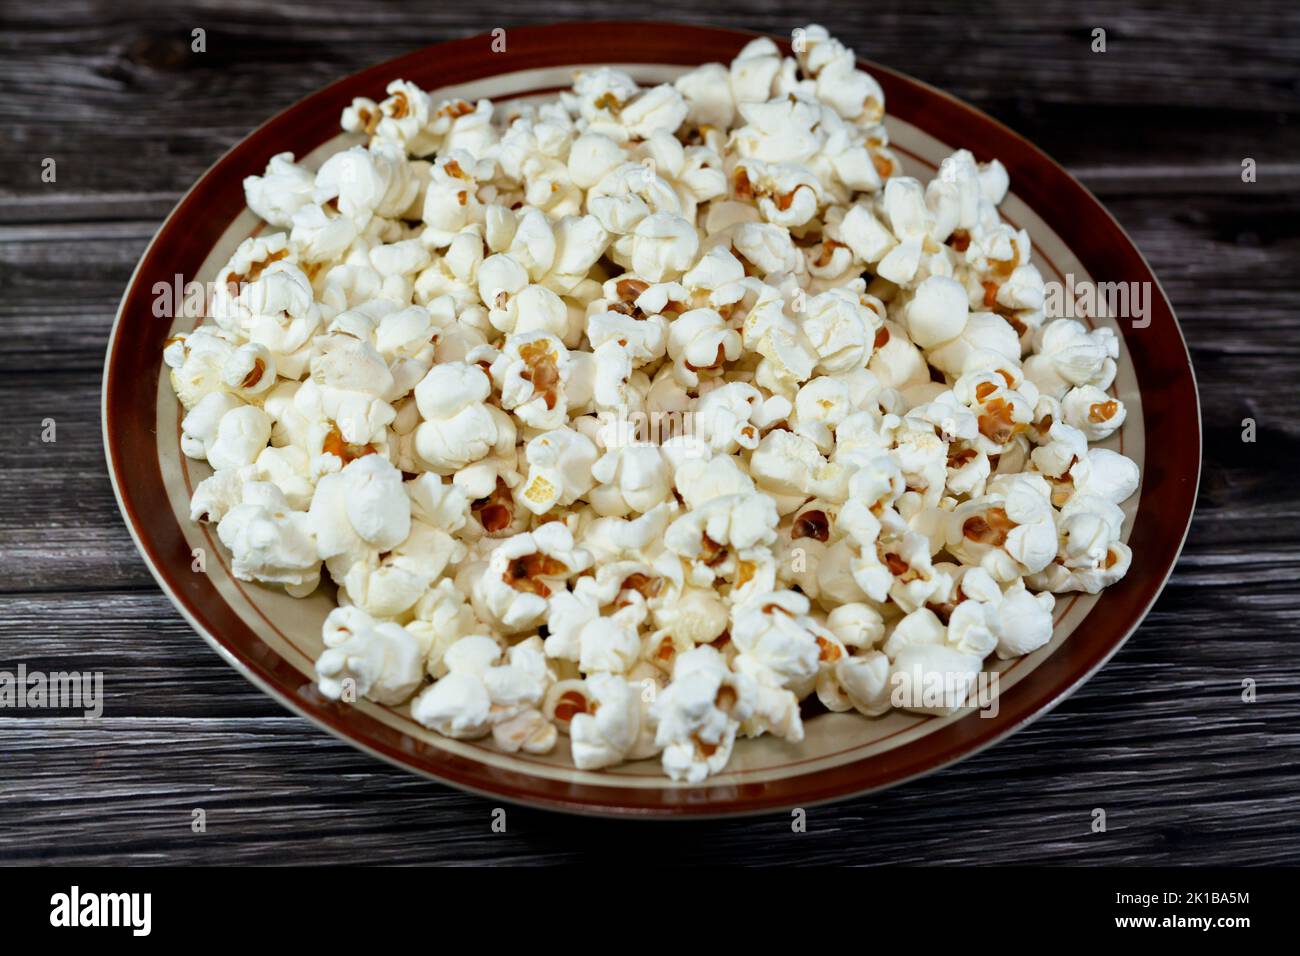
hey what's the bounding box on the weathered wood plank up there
[0,692,1296,865]
[2,1,1298,209]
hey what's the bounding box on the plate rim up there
[102,21,1201,818]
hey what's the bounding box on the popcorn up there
[165,24,1141,782]
[630,213,700,282]
[546,586,645,674]
[729,38,784,105]
[206,404,272,472]
[165,326,238,410]
[821,651,892,716]
[801,287,879,375]
[309,454,411,578]
[794,25,884,122]
[947,474,1059,581]
[220,342,277,398]
[991,582,1056,658]
[314,143,419,225]
[308,333,397,445]
[1061,385,1127,441]
[1024,319,1119,399]
[519,427,598,515]
[665,493,780,571]
[243,152,315,229]
[730,591,823,694]
[651,645,749,782]
[906,275,969,349]
[338,518,465,619]
[316,605,425,705]
[927,311,1022,379]
[410,634,556,746]
[413,362,515,474]
[473,523,592,634]
[217,482,321,596]
[406,579,479,676]
[666,308,742,387]
[180,391,242,462]
[565,673,640,769]
[491,331,586,431]
[190,468,246,524]
[889,643,983,716]
[824,601,885,652]
[674,62,736,129]
[589,441,672,517]
[750,428,845,504]
[868,320,930,390]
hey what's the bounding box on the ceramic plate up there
[103,23,1200,816]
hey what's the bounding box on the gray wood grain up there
[0,0,1297,866]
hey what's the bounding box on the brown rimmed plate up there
[103,22,1200,817]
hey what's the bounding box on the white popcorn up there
[569,673,649,769]
[518,427,598,515]
[243,152,315,229]
[167,26,1141,781]
[405,579,478,676]
[652,645,749,783]
[838,202,897,264]
[491,331,585,431]
[413,362,515,474]
[992,583,1057,658]
[825,652,893,716]
[906,275,969,349]
[474,523,591,635]
[338,518,464,619]
[190,468,246,524]
[316,605,425,705]
[410,635,555,747]
[220,342,277,398]
[801,287,878,375]
[1024,319,1119,398]
[1061,385,1127,441]
[217,482,321,597]
[666,308,741,387]
[750,428,845,503]
[372,80,440,156]
[589,441,672,517]
[180,391,242,462]
[730,591,822,694]
[729,38,784,104]
[546,586,644,674]
[309,454,411,578]
[410,668,493,739]
[731,221,802,277]
[569,132,626,189]
[826,602,886,650]
[947,474,1059,581]
[165,326,237,410]
[889,643,983,716]
[674,62,736,129]
[795,25,884,122]
[1075,448,1141,504]
[868,320,930,390]
[665,493,779,569]
[206,404,272,472]
[308,333,397,446]
[927,311,1022,379]
[315,143,418,225]
[630,213,700,281]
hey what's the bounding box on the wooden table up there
[2,0,1297,865]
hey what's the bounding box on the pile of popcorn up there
[165,25,1139,782]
